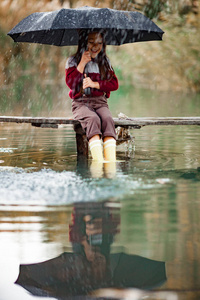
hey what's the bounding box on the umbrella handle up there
[84,87,91,96]
[84,72,91,96]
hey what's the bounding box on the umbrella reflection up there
[15,201,166,298]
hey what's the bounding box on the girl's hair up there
[73,29,114,80]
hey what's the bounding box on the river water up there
[0,87,200,300]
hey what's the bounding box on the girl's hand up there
[77,51,91,74]
[83,74,100,89]
[80,51,91,67]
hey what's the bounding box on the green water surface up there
[0,87,200,300]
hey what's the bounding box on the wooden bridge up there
[1,116,200,157]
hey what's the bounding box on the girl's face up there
[87,32,103,59]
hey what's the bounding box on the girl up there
[65,30,119,162]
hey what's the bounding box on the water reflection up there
[1,91,200,299]
[15,201,166,298]
[76,157,117,179]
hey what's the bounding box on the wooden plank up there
[113,117,200,126]
[1,116,200,127]
[1,115,199,159]
[0,116,79,125]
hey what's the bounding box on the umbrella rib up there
[114,30,122,46]
[59,29,65,46]
[156,31,164,40]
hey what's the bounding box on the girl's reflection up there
[69,201,120,288]
[15,201,166,298]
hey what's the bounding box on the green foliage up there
[143,0,166,19]
[12,76,26,102]
[186,66,200,92]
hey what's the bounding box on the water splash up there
[0,167,151,206]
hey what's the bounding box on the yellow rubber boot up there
[89,140,104,161]
[103,139,116,162]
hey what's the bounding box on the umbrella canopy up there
[110,253,166,289]
[15,252,166,298]
[7,6,164,46]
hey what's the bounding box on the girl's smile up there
[87,32,103,59]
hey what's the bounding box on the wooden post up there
[73,123,88,158]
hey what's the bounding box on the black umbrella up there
[7,6,164,46]
[15,251,166,298]
[110,253,166,289]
